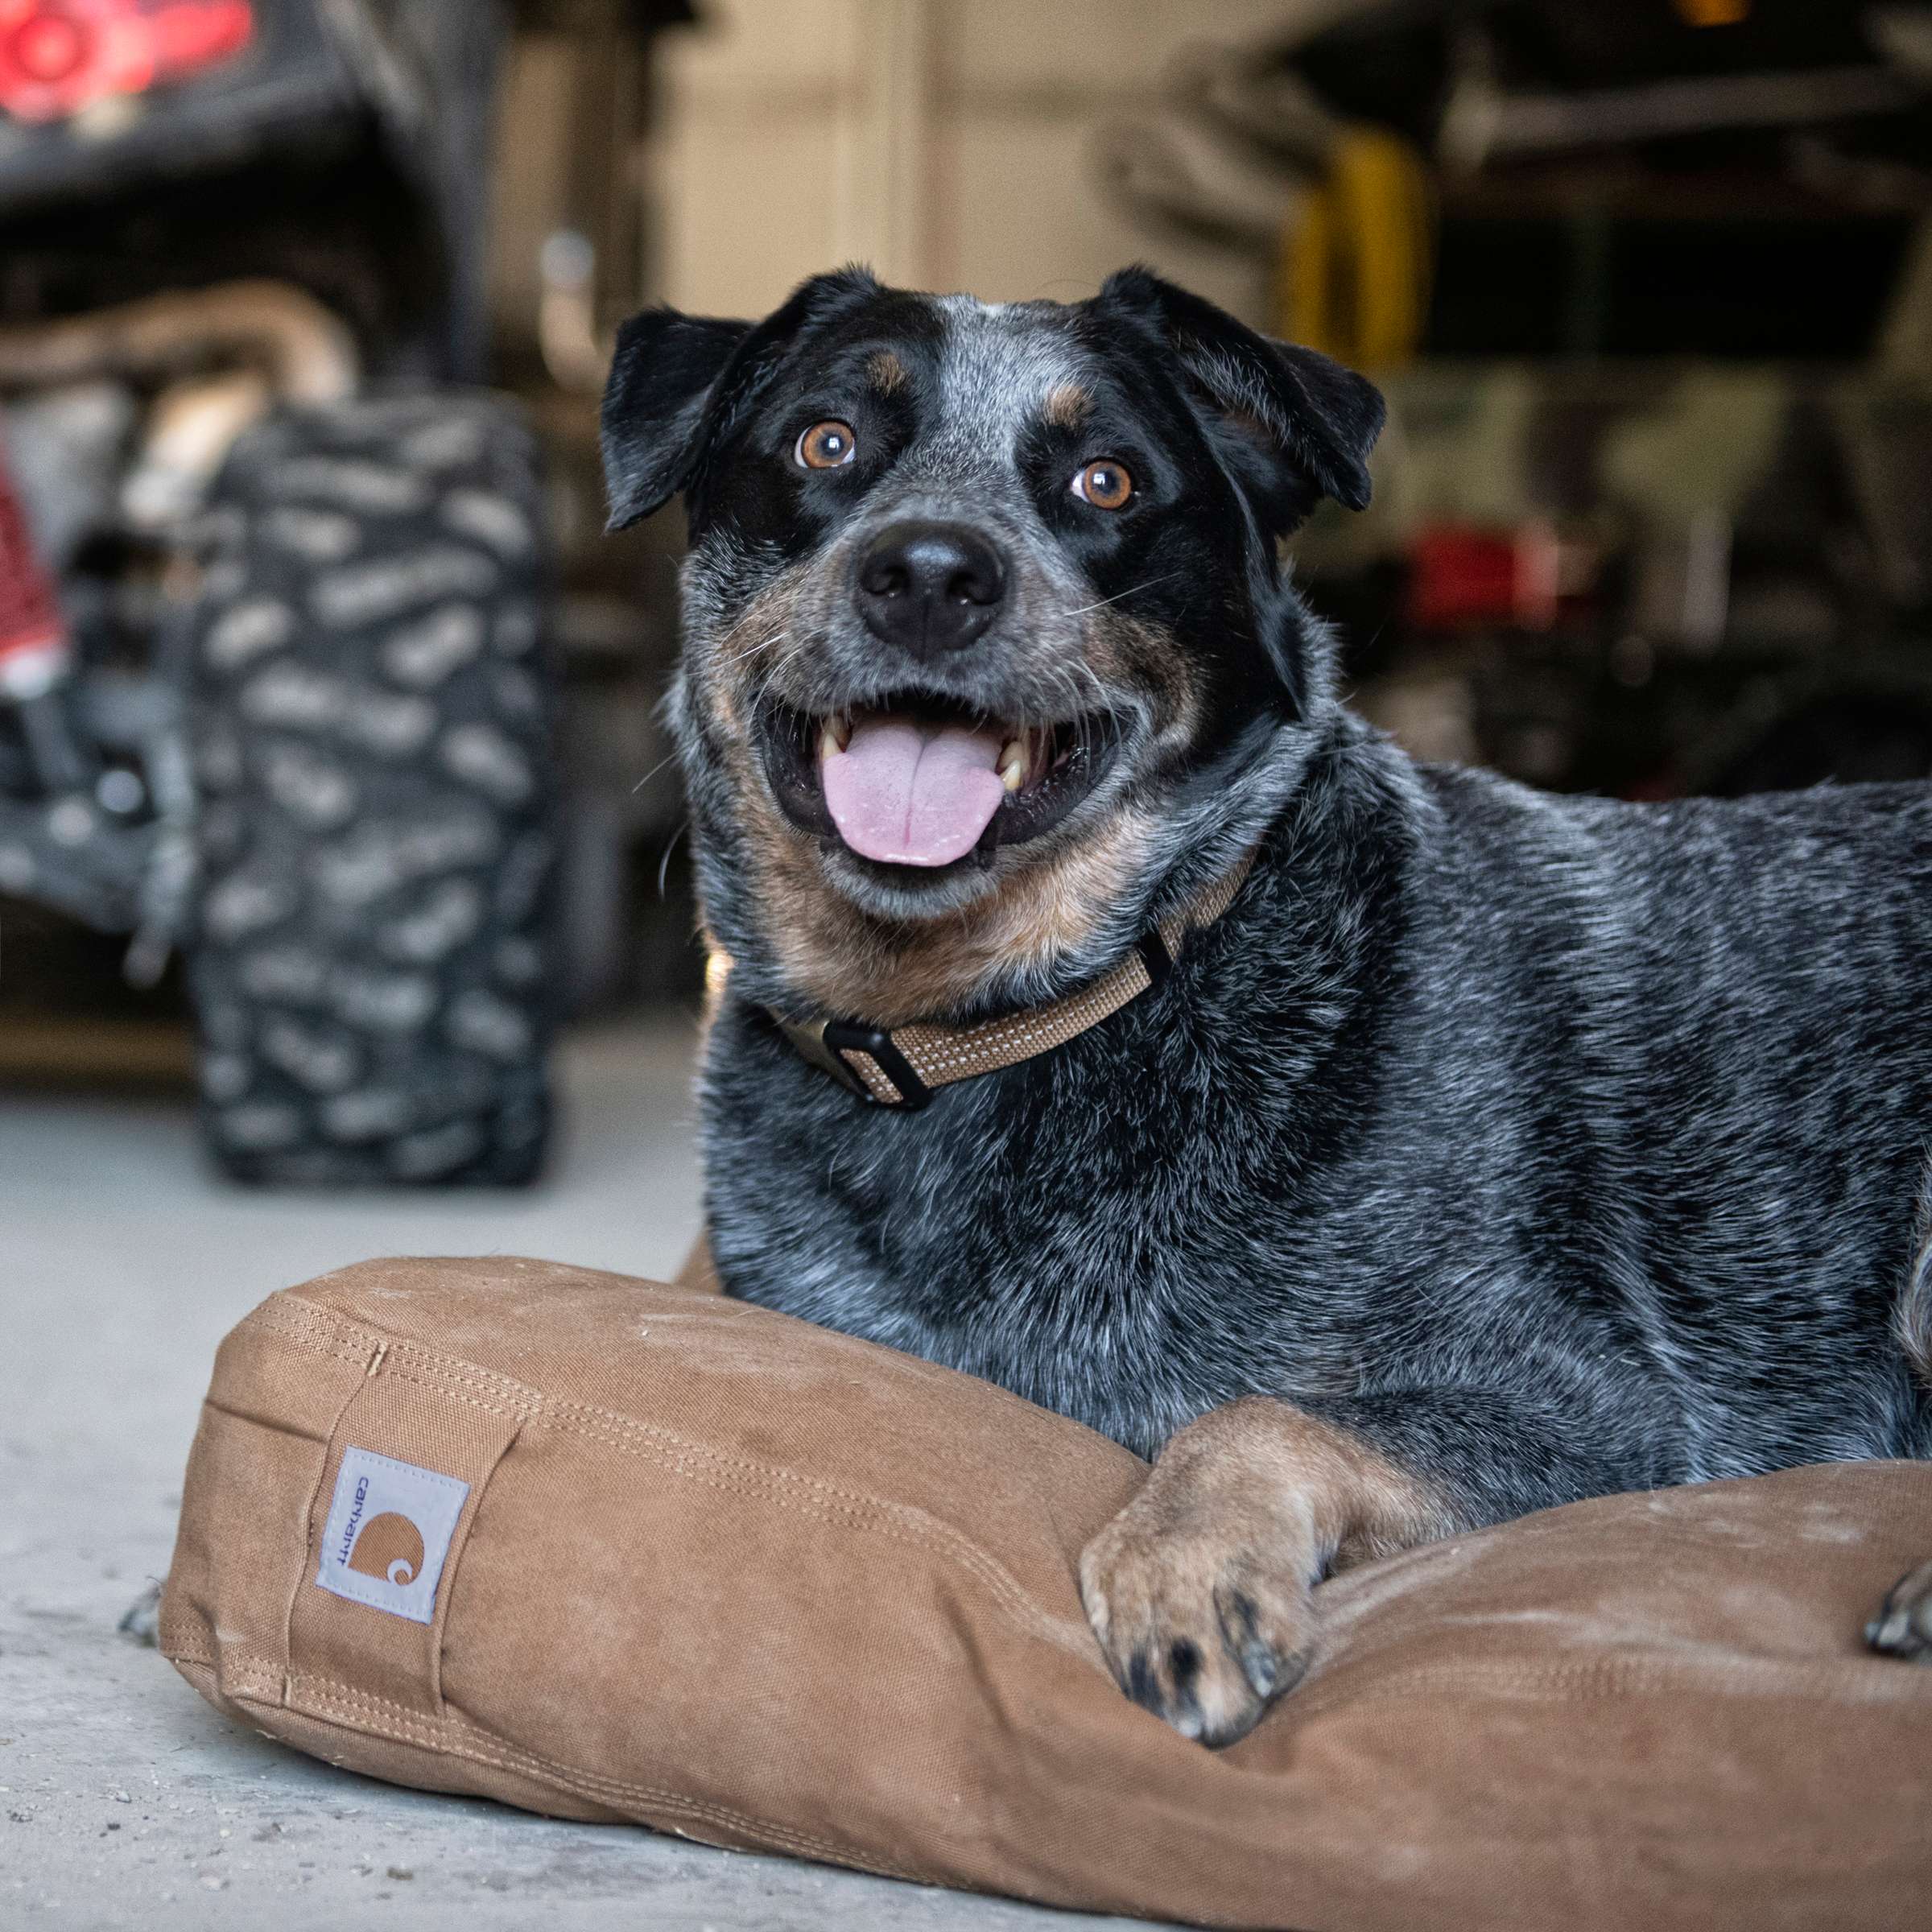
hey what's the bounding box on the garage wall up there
[647,0,1341,324]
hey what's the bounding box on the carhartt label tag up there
[315,1447,469,1624]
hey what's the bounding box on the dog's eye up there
[1071,458,1133,510]
[795,420,857,470]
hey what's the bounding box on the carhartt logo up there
[316,1447,469,1624]
[348,1513,426,1585]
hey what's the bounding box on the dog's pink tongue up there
[821,715,1006,866]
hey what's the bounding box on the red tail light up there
[0,1,254,124]
[0,437,69,698]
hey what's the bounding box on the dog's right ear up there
[601,311,750,530]
[601,266,882,530]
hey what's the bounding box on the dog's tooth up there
[999,737,1026,793]
[819,719,848,764]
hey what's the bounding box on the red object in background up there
[0,438,70,699]
[0,0,253,123]
[1406,522,1563,632]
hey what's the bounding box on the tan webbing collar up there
[765,847,1257,1109]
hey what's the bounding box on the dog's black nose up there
[854,522,1006,656]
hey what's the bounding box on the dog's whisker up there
[655,818,688,899]
[745,638,815,716]
[731,628,809,708]
[1059,572,1184,620]
[630,747,686,795]
[715,624,794,672]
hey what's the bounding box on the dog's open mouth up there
[758,692,1121,869]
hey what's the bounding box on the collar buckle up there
[777,1018,934,1111]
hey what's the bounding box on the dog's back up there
[1399,758,1932,1477]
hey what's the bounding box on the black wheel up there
[184,393,556,1186]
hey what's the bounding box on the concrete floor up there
[1,1021,1135,1931]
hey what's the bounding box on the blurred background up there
[2,0,1930,1185]
[25,14,1928,1911]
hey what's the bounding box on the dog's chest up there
[714,1157,1244,1450]
[700,1005,1354,1452]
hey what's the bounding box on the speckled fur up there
[604,268,1932,1732]
[703,747,1932,1484]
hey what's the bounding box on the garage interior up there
[5,2,1930,1925]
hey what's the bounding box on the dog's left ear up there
[1100,266,1385,535]
[602,265,882,530]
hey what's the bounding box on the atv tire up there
[184,393,556,1186]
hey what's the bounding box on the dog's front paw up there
[118,1579,162,1646]
[1079,1498,1316,1748]
[1868,1556,1932,1661]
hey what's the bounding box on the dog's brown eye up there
[1072,458,1133,510]
[796,419,857,470]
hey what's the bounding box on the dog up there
[601,265,1932,1746]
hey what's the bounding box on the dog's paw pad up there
[1868,1558,1932,1662]
[1080,1525,1313,1748]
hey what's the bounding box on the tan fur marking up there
[865,349,910,394]
[766,808,1156,1027]
[1042,381,1093,430]
[699,563,814,741]
[696,563,1190,1025]
[1085,612,1199,751]
[1151,1397,1458,1570]
[693,550,1211,1024]
[1079,1398,1460,1744]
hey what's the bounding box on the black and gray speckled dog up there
[602,265,1932,1746]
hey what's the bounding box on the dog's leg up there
[1078,1388,1641,1745]
[1871,1193,1932,1661]
[1078,1396,1464,1746]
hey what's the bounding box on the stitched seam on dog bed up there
[544,1392,982,1519]
[291,1679,840,1852]
[280,1674,935,1882]
[268,1297,1034,1559]
[229,1662,285,1699]
[271,1298,1030,1558]
[536,1405,1092,1659]
[378,1340,540,1412]
[360,1360,534,1422]
[1286,1649,1932,1719]
[261,1299,541,1415]
[165,1640,286,1700]
[266,1294,1095,1662]
[539,1397,1088,1649]
[254,1303,543,1424]
[244,1300,390,1372]
[268,1299,540,1412]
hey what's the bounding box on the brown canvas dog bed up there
[159,1256,1932,1930]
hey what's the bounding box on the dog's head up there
[603,266,1382,1024]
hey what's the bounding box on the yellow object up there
[1276,127,1434,368]
[1674,0,1750,25]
